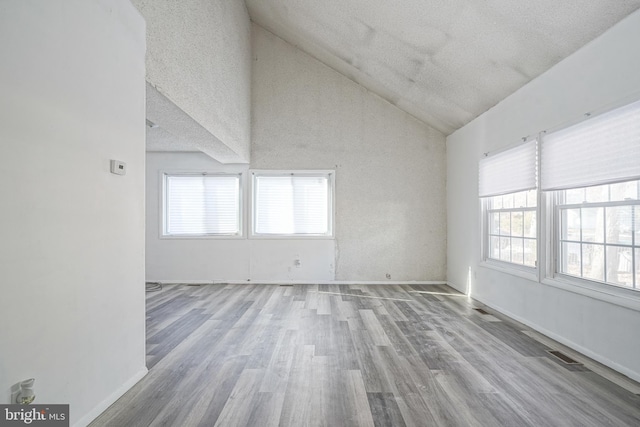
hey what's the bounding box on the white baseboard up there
[445,280,468,294]
[151,280,447,286]
[469,292,640,384]
[74,367,148,427]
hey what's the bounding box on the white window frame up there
[250,170,335,239]
[538,97,640,307]
[481,191,539,280]
[479,139,539,280]
[160,171,244,239]
[545,181,640,293]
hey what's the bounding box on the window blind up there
[541,99,640,191]
[254,174,331,235]
[165,175,240,235]
[478,139,537,197]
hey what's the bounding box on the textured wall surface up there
[0,1,147,425]
[252,25,447,281]
[447,10,640,381]
[133,0,251,162]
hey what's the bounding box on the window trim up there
[250,170,336,239]
[480,195,539,281]
[546,183,639,292]
[160,171,245,239]
[477,97,640,309]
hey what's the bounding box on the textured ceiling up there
[245,0,640,135]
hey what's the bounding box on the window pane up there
[490,236,500,260]
[561,209,581,241]
[491,195,503,209]
[165,175,240,235]
[585,185,608,203]
[503,193,514,209]
[254,174,331,235]
[524,239,536,267]
[511,211,523,237]
[490,212,500,235]
[606,206,633,245]
[610,180,638,201]
[514,191,527,208]
[561,242,581,276]
[526,189,537,208]
[606,246,633,287]
[582,244,605,282]
[582,208,604,243]
[524,211,536,238]
[565,188,585,204]
[500,212,510,236]
[511,237,524,264]
[500,237,510,262]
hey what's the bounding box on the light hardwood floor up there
[91,284,640,426]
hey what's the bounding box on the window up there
[163,173,241,237]
[480,140,538,269]
[542,99,640,291]
[555,180,639,289]
[487,190,537,267]
[252,171,334,237]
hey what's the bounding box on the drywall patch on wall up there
[251,24,447,281]
[132,0,251,162]
[0,0,146,424]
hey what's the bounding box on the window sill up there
[249,234,335,240]
[480,259,538,282]
[159,234,245,240]
[541,275,640,312]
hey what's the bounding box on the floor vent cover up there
[279,284,294,287]
[548,350,581,365]
[474,308,490,315]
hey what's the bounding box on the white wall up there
[146,152,335,283]
[0,1,147,425]
[132,0,251,162]
[251,25,447,282]
[146,26,447,284]
[447,10,640,380]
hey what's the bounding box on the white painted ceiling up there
[245,0,640,135]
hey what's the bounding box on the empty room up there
[2,0,640,426]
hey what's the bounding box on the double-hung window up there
[163,173,242,237]
[554,181,639,287]
[252,171,334,237]
[480,139,538,269]
[542,99,640,290]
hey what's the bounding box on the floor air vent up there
[547,350,581,365]
[474,308,490,315]
[279,284,294,287]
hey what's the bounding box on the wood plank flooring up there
[90,284,640,427]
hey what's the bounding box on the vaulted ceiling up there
[246,0,640,135]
